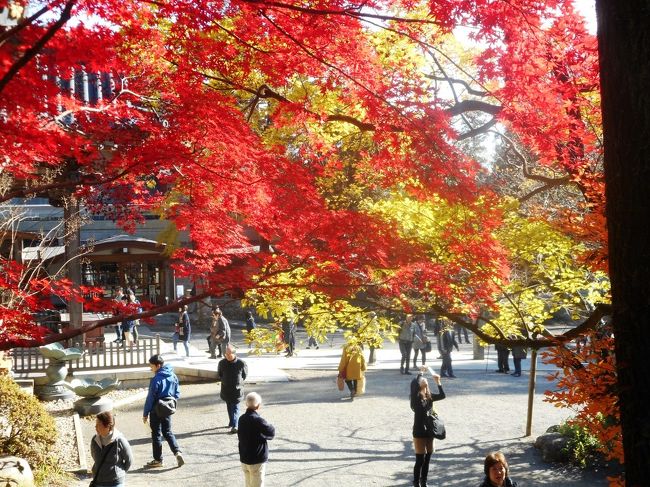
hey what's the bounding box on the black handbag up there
[426,412,446,440]
[155,396,177,417]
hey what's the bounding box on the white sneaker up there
[175,451,185,467]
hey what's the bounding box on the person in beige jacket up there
[338,343,367,400]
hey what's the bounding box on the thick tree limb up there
[519,177,571,203]
[0,0,76,95]
[241,0,440,25]
[3,292,214,350]
[426,74,488,97]
[456,118,498,140]
[0,5,49,46]
[445,99,502,117]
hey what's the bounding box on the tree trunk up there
[597,1,650,483]
[64,195,83,330]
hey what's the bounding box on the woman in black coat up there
[410,367,445,487]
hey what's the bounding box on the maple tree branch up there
[7,292,214,350]
[325,114,376,131]
[489,275,531,335]
[356,15,502,139]
[137,0,166,6]
[357,15,495,106]
[259,10,418,135]
[0,4,49,46]
[48,87,158,128]
[425,75,488,97]
[200,64,394,133]
[213,21,271,54]
[0,162,141,204]
[494,131,573,199]
[241,0,440,25]
[456,118,498,140]
[519,178,571,203]
[0,0,76,95]
[446,99,502,117]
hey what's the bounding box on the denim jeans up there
[226,401,241,428]
[513,357,522,375]
[440,352,454,376]
[173,333,190,356]
[399,340,413,371]
[150,409,180,461]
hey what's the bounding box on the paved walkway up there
[74,328,611,486]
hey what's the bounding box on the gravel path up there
[68,364,612,486]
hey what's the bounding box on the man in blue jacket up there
[238,392,275,487]
[142,354,185,468]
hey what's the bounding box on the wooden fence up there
[11,335,161,374]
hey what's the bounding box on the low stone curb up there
[73,413,87,474]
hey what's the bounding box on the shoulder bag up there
[155,396,177,417]
[90,441,116,487]
[425,411,446,440]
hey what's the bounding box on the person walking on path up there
[338,343,367,400]
[306,333,319,349]
[494,342,511,373]
[412,315,429,369]
[430,316,443,359]
[90,411,133,487]
[217,345,249,433]
[245,311,257,349]
[454,323,470,344]
[399,315,416,375]
[439,323,459,378]
[510,338,527,377]
[128,292,142,344]
[209,307,231,359]
[172,304,191,357]
[112,288,124,344]
[238,392,276,487]
[281,314,296,357]
[120,294,135,351]
[410,367,445,487]
[478,451,518,487]
[142,354,184,468]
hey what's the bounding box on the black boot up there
[413,454,424,487]
[420,452,431,487]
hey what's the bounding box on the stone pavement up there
[74,328,611,486]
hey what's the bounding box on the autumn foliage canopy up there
[1,0,619,470]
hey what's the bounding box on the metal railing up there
[11,334,161,374]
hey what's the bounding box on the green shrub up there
[0,375,66,485]
[557,419,602,468]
